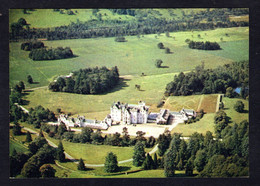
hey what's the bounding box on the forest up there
[28,47,74,61]
[164,61,249,97]
[188,41,221,50]
[48,66,120,94]
[10,8,249,41]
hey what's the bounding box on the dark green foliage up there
[10,152,30,177]
[25,131,32,142]
[28,137,48,154]
[29,47,74,61]
[80,127,93,143]
[104,152,118,173]
[185,158,194,176]
[13,122,22,135]
[188,41,221,50]
[234,101,244,113]
[21,144,56,178]
[18,81,25,90]
[115,36,127,42]
[91,130,104,144]
[142,153,154,170]
[225,87,234,98]
[56,141,65,162]
[27,105,56,126]
[77,158,86,171]
[57,123,68,138]
[133,141,145,167]
[157,42,164,49]
[27,75,33,84]
[146,136,156,148]
[165,61,248,96]
[49,66,119,95]
[165,47,171,54]
[121,127,130,147]
[21,41,44,51]
[153,153,158,169]
[39,164,56,177]
[194,149,207,172]
[155,59,163,68]
[157,133,171,156]
[214,110,229,138]
[164,148,177,177]
[219,101,224,110]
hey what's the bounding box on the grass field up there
[23,73,177,118]
[9,9,214,29]
[164,94,218,113]
[171,113,216,136]
[45,136,144,164]
[222,97,249,124]
[9,27,248,89]
[9,138,29,154]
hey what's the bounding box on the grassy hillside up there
[9,27,248,89]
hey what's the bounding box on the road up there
[22,127,159,167]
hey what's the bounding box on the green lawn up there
[23,73,177,118]
[172,113,216,136]
[9,27,248,89]
[222,97,249,124]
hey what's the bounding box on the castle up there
[58,100,197,129]
[110,101,149,124]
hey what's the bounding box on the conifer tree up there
[133,141,145,167]
[25,131,32,142]
[104,152,118,173]
[56,141,65,162]
[142,153,154,170]
[153,153,158,169]
[77,158,86,171]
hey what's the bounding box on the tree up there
[39,129,44,137]
[185,158,194,176]
[164,148,176,177]
[77,158,86,171]
[18,81,25,90]
[153,153,158,169]
[157,42,164,49]
[226,87,234,98]
[142,153,154,170]
[133,141,145,167]
[234,101,244,113]
[121,127,130,146]
[157,134,170,156]
[56,141,65,162]
[165,47,171,54]
[155,59,163,68]
[194,149,207,172]
[25,131,32,142]
[39,164,56,178]
[27,75,33,84]
[21,161,41,178]
[13,122,22,135]
[104,152,118,173]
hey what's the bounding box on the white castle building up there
[110,101,149,124]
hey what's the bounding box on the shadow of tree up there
[99,77,130,95]
[118,166,131,172]
[160,66,169,68]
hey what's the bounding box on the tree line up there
[21,40,44,51]
[152,119,248,177]
[49,66,120,94]
[188,41,221,50]
[165,60,249,97]
[10,8,249,41]
[40,122,156,148]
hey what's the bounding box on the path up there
[21,126,159,167]
[27,86,48,91]
[197,94,204,111]
[215,94,224,112]
[14,103,29,114]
